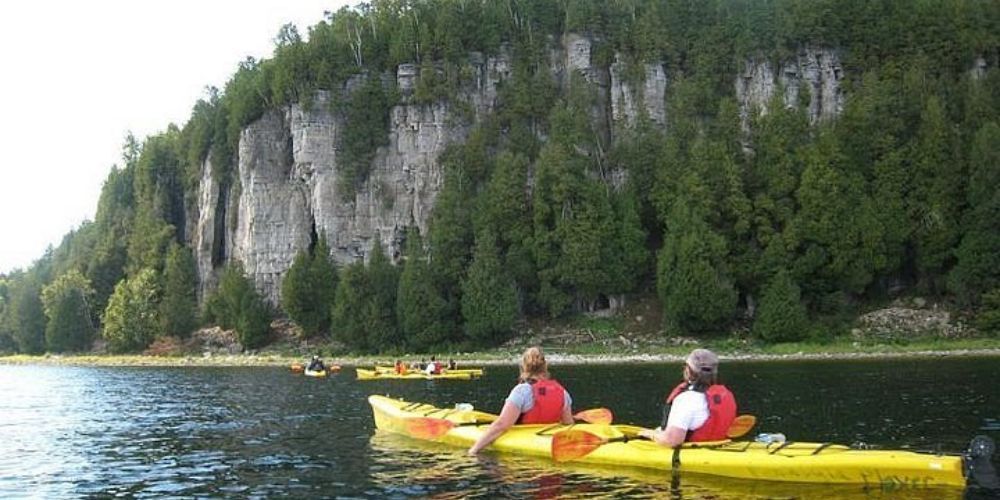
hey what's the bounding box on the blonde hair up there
[520,346,550,382]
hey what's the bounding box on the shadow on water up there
[0,358,997,498]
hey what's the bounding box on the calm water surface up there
[1,357,998,498]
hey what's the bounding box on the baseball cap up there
[686,349,719,373]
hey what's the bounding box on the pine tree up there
[40,270,95,352]
[160,244,198,337]
[397,229,451,352]
[462,230,518,343]
[753,268,809,342]
[365,240,400,351]
[656,188,737,334]
[280,236,337,337]
[331,262,370,352]
[949,122,1000,305]
[204,262,271,348]
[909,96,963,293]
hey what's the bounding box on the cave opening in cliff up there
[308,219,318,255]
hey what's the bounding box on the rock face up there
[735,47,844,130]
[191,36,846,305]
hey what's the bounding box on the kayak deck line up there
[368,395,970,488]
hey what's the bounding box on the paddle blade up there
[405,417,456,439]
[551,430,608,462]
[726,415,757,438]
[574,407,613,425]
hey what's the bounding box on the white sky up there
[0,0,350,274]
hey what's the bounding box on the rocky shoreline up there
[3,347,1000,368]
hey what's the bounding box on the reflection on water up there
[0,358,997,498]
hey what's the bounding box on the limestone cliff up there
[192,37,845,305]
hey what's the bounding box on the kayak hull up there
[304,369,328,377]
[357,368,476,381]
[368,395,966,488]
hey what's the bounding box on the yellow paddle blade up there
[573,407,613,425]
[405,417,456,439]
[551,429,609,462]
[726,414,757,438]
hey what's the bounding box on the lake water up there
[1,357,997,498]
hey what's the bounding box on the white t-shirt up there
[666,390,709,431]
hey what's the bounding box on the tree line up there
[1,0,998,355]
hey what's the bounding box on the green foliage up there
[204,263,271,348]
[656,191,737,334]
[40,270,95,352]
[976,288,1000,336]
[280,236,338,336]
[102,268,160,353]
[753,268,809,343]
[337,77,394,196]
[331,262,370,351]
[949,122,1000,305]
[160,244,198,337]
[462,230,518,343]
[11,280,46,354]
[396,229,451,352]
[365,240,401,350]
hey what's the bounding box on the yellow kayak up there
[368,395,969,488]
[304,368,328,377]
[373,365,485,377]
[357,368,476,381]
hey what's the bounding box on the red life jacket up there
[518,379,566,424]
[666,381,737,442]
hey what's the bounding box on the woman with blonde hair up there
[468,346,574,455]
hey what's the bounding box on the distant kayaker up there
[394,359,408,375]
[638,348,736,447]
[448,359,457,370]
[468,346,574,455]
[425,356,442,375]
[307,355,326,372]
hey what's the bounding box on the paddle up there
[551,414,756,462]
[405,407,615,440]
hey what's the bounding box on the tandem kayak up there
[357,368,477,381]
[374,365,485,377]
[369,395,985,489]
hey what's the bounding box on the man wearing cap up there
[638,348,737,447]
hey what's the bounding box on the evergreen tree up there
[331,262,370,351]
[12,281,46,354]
[787,133,877,308]
[365,240,400,351]
[909,96,963,293]
[204,262,271,348]
[40,270,95,352]
[656,188,737,334]
[236,288,272,350]
[475,151,535,299]
[753,268,809,342]
[462,230,518,344]
[949,122,1000,305]
[397,229,451,352]
[103,268,160,353]
[281,236,338,336]
[160,244,198,337]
